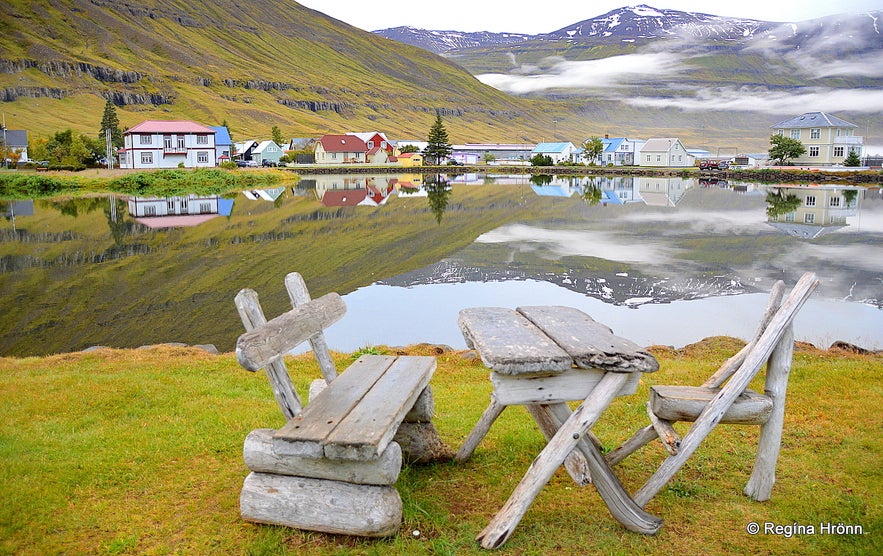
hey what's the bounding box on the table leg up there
[526,404,591,486]
[477,372,661,550]
[455,395,505,462]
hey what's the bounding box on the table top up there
[458,305,659,376]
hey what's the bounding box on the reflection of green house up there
[767,185,863,238]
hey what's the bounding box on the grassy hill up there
[0,0,562,142]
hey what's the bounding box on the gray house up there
[2,129,29,164]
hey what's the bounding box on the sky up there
[296,0,883,34]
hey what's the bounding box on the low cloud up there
[477,52,690,94]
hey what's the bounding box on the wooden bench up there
[233,272,447,537]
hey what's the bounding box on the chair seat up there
[650,385,773,425]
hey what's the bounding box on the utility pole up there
[105,128,114,170]
[2,113,7,170]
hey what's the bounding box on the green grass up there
[1,339,880,555]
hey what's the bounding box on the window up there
[141,152,153,164]
[646,155,651,162]
[810,128,820,139]
[777,129,784,136]
[367,140,374,149]
[197,152,208,163]
[167,199,175,211]
[809,146,819,157]
[196,135,208,145]
[834,146,844,157]
[164,135,172,150]
[785,212,795,222]
[198,202,212,213]
[144,205,156,216]
[805,195,816,207]
[790,130,800,139]
[656,155,661,162]
[177,136,185,150]
[140,134,152,145]
[804,213,815,224]
[830,196,841,207]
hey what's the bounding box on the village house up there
[1,129,29,164]
[597,137,644,166]
[767,186,864,238]
[314,134,368,164]
[233,140,259,163]
[348,132,394,164]
[770,112,863,167]
[532,142,578,164]
[252,140,284,166]
[638,138,692,167]
[208,126,232,165]
[397,152,424,167]
[119,120,217,169]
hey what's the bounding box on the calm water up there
[1,174,881,356]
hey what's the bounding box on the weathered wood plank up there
[525,404,592,486]
[455,395,505,462]
[516,305,659,373]
[745,324,794,501]
[243,429,402,485]
[284,272,338,382]
[324,356,436,460]
[651,385,773,425]
[606,425,658,466]
[236,293,346,372]
[491,368,640,406]
[273,356,394,458]
[458,307,572,375]
[633,272,818,506]
[240,472,402,537]
[646,403,680,455]
[234,288,302,419]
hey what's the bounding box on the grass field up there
[1,339,880,555]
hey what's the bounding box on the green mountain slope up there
[0,0,559,142]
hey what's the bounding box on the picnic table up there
[457,305,663,549]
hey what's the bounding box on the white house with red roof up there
[314,134,368,164]
[119,120,217,169]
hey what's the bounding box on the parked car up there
[236,159,258,167]
[699,160,729,171]
[261,160,277,167]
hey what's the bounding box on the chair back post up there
[285,272,338,383]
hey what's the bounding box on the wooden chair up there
[607,272,819,507]
[233,272,447,537]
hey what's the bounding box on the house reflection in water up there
[766,185,864,239]
[242,187,285,202]
[314,175,397,207]
[127,194,234,228]
[635,176,691,206]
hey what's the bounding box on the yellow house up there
[397,152,423,167]
[770,112,863,167]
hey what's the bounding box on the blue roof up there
[217,198,235,216]
[208,126,232,146]
[532,142,572,154]
[602,138,625,153]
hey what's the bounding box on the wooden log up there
[285,272,338,382]
[491,369,639,406]
[243,429,401,485]
[455,395,505,462]
[525,404,591,486]
[240,472,402,537]
[606,425,657,466]
[646,403,680,455]
[234,288,302,419]
[650,386,773,425]
[477,372,662,549]
[633,272,818,507]
[236,293,346,372]
[517,305,659,373]
[393,422,454,464]
[744,324,794,501]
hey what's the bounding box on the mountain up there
[374,26,533,55]
[0,0,555,142]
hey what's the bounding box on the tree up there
[99,98,123,149]
[398,144,420,154]
[483,152,496,164]
[530,153,553,166]
[768,134,806,166]
[271,125,284,146]
[423,111,452,165]
[424,174,451,224]
[581,137,604,165]
[765,189,802,218]
[844,150,861,167]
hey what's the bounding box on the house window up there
[805,195,816,207]
[177,136,185,150]
[785,212,795,222]
[830,196,841,207]
[810,128,820,139]
[164,135,172,150]
[144,205,156,216]
[141,152,153,164]
[804,213,815,224]
[809,146,819,157]
[367,141,374,149]
[197,135,208,145]
[790,130,800,139]
[777,129,784,136]
[167,199,175,212]
[645,155,651,162]
[197,152,209,163]
[198,202,212,213]
[140,134,152,145]
[834,146,844,157]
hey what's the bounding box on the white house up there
[532,142,578,164]
[314,134,368,164]
[119,120,216,169]
[2,129,29,164]
[770,112,863,166]
[252,140,284,165]
[638,138,692,167]
[597,137,643,166]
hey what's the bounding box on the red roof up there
[126,120,216,134]
[319,134,367,153]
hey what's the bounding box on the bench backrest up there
[234,272,345,419]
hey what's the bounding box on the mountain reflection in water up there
[1,175,880,356]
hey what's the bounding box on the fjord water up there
[1,174,880,356]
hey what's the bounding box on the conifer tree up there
[423,111,452,165]
[99,98,123,148]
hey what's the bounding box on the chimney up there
[605,134,609,139]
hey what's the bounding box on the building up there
[532,142,578,164]
[397,152,424,167]
[638,138,692,167]
[598,137,643,166]
[208,126,232,165]
[119,120,216,169]
[2,129,29,164]
[770,112,863,167]
[766,185,864,238]
[314,134,368,164]
[252,141,284,165]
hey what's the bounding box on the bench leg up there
[526,404,592,486]
[455,395,505,462]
